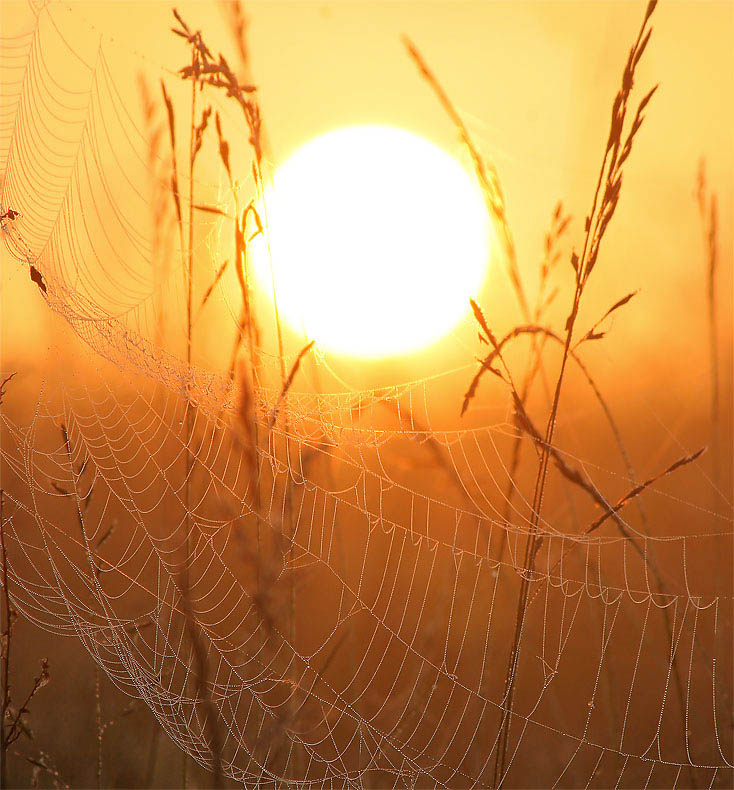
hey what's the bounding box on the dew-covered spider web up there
[1,2,732,787]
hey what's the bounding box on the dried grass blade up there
[577,290,638,346]
[587,447,705,533]
[192,204,229,218]
[0,373,16,404]
[469,298,496,347]
[196,259,229,317]
[403,36,530,320]
[160,81,182,223]
[269,341,315,429]
[461,325,546,415]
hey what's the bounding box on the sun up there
[251,125,491,357]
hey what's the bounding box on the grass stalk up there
[697,161,720,495]
[180,577,224,788]
[172,11,305,778]
[1,489,10,790]
[403,36,530,321]
[494,207,572,563]
[182,53,197,790]
[166,28,195,789]
[492,4,659,783]
[95,665,103,789]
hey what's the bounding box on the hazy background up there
[1,1,732,788]
[2,0,732,383]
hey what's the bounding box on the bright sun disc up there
[252,125,491,357]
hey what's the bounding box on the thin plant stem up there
[697,164,720,497]
[403,36,530,321]
[182,50,198,790]
[95,666,103,789]
[493,5,658,782]
[1,490,10,790]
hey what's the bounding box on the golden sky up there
[2,0,732,390]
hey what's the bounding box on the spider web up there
[1,2,732,787]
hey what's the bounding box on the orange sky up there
[1,0,732,393]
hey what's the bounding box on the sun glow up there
[252,125,491,357]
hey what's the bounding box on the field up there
[0,1,732,788]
